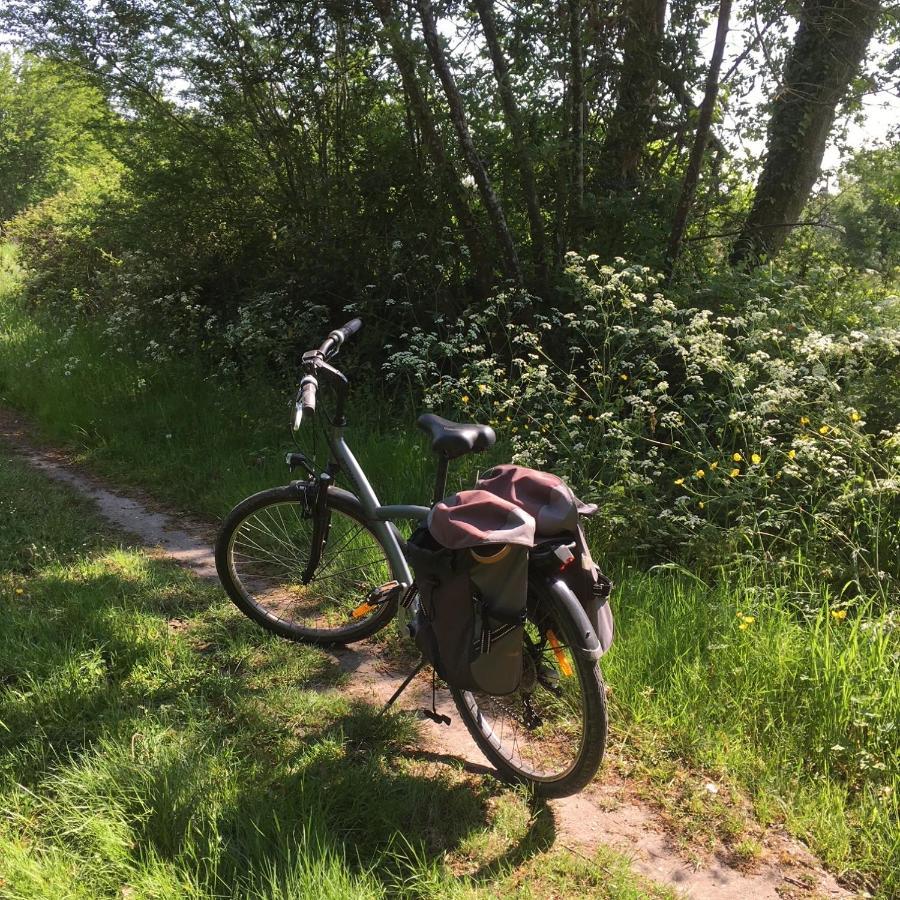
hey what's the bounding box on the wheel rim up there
[227,500,393,635]
[460,607,590,782]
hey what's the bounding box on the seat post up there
[432,453,449,505]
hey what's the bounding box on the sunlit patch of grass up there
[604,567,899,894]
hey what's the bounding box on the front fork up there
[301,471,333,584]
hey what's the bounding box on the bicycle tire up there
[215,485,399,644]
[449,583,607,798]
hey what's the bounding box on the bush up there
[385,255,900,601]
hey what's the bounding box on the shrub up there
[385,255,900,601]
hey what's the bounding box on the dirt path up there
[0,408,855,899]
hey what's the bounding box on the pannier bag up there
[406,489,535,695]
[475,465,614,653]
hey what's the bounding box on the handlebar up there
[317,317,362,360]
[292,318,361,431]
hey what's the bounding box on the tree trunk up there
[371,0,493,294]
[730,0,882,267]
[664,0,732,275]
[416,0,523,286]
[596,0,667,188]
[473,0,548,289]
[567,0,585,240]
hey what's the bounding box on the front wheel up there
[450,582,608,798]
[215,485,399,644]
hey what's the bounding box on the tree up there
[473,0,548,287]
[596,0,668,188]
[664,0,732,275]
[416,0,523,285]
[731,0,883,267]
[372,0,493,294]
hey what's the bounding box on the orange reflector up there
[351,602,375,618]
[547,629,574,677]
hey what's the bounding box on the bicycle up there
[215,319,608,797]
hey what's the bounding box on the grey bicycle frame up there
[327,427,429,589]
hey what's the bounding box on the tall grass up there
[1,253,898,893]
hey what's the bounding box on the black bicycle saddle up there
[416,413,497,459]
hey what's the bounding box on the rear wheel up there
[215,485,398,644]
[450,583,607,798]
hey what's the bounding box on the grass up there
[1,248,898,895]
[0,451,679,899]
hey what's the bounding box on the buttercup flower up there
[732,452,742,462]
[695,469,705,478]
[674,477,685,486]
[751,453,761,464]
[788,449,796,459]
[800,416,810,425]
[730,468,740,477]
[831,609,847,621]
[819,424,830,434]
[461,395,470,404]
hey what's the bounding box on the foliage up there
[0,53,110,222]
[385,255,900,600]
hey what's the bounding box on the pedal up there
[418,708,452,726]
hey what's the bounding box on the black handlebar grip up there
[337,318,362,341]
[300,375,318,412]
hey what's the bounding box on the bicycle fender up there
[289,480,361,512]
[545,576,604,661]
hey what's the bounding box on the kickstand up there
[378,657,427,716]
[420,668,451,726]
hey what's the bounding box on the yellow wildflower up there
[478,384,487,394]
[587,415,595,421]
[736,611,744,618]
[15,588,24,595]
[819,424,830,434]
[732,452,742,462]
[741,615,755,625]
[850,411,860,422]
[461,395,470,405]
[695,469,705,478]
[751,453,761,465]
[620,373,629,381]
[739,622,750,631]
[710,461,718,470]
[788,449,796,460]
[800,416,810,425]
[674,477,685,486]
[831,609,847,621]
[729,468,740,478]
[698,501,705,509]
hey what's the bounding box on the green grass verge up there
[1,253,897,894]
[0,450,677,899]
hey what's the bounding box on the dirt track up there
[0,407,856,899]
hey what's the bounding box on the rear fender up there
[540,576,605,661]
